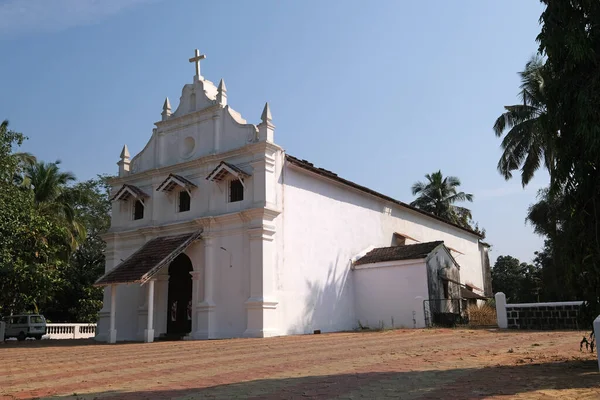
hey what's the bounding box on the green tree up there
[410,170,474,228]
[42,176,112,322]
[23,160,86,250]
[537,0,600,328]
[493,55,555,186]
[491,255,541,303]
[0,120,69,316]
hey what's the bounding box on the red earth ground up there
[0,329,598,399]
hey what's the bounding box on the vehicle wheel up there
[17,332,26,341]
[33,334,43,340]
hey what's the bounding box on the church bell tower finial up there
[217,79,227,106]
[118,144,130,177]
[162,97,172,121]
[258,102,275,143]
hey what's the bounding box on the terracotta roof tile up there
[95,231,202,286]
[354,241,443,266]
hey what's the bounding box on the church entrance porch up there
[167,254,193,338]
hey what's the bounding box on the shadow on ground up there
[51,359,599,400]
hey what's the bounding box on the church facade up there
[95,50,491,343]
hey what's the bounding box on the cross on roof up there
[189,49,206,80]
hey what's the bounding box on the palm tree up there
[24,160,85,249]
[493,55,555,186]
[410,170,473,227]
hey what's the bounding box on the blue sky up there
[0,0,547,264]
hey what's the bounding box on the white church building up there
[95,50,491,343]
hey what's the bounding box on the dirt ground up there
[0,329,598,400]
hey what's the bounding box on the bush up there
[467,303,497,327]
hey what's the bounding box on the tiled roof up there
[156,174,197,192]
[354,241,444,266]
[461,287,488,300]
[94,231,202,286]
[206,161,250,182]
[110,184,149,201]
[285,154,483,238]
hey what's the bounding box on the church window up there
[229,179,244,203]
[178,191,191,212]
[443,280,450,299]
[133,200,144,220]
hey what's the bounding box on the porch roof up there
[94,230,202,286]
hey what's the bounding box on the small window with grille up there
[229,179,244,203]
[178,191,191,212]
[133,200,144,220]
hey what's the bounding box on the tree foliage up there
[0,119,111,321]
[410,170,478,232]
[493,55,555,186]
[491,255,542,303]
[535,0,600,327]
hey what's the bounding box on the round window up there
[181,136,195,158]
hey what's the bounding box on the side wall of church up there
[279,163,486,334]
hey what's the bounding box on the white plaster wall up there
[209,230,251,338]
[354,261,429,329]
[280,163,486,334]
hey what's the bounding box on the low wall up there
[44,323,97,339]
[495,293,583,330]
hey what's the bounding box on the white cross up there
[189,49,206,79]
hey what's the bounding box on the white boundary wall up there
[495,292,584,329]
[43,323,97,339]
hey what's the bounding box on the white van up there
[3,314,47,341]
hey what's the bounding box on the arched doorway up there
[167,253,193,336]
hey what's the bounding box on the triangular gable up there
[206,161,250,183]
[156,174,197,193]
[94,230,203,286]
[110,184,149,202]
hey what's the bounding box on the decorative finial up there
[258,102,275,143]
[261,102,272,123]
[188,49,206,81]
[217,79,227,106]
[120,144,130,160]
[118,145,131,176]
[218,78,226,92]
[161,97,172,121]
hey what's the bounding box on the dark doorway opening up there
[167,253,193,338]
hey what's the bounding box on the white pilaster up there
[495,292,508,329]
[244,225,279,338]
[212,113,221,154]
[108,284,117,344]
[144,280,155,343]
[594,316,600,371]
[190,270,202,336]
[194,237,216,339]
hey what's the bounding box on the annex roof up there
[285,155,483,238]
[156,174,197,193]
[110,184,149,202]
[94,231,202,286]
[460,287,488,300]
[354,241,444,266]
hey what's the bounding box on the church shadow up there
[288,255,356,335]
[48,359,599,399]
